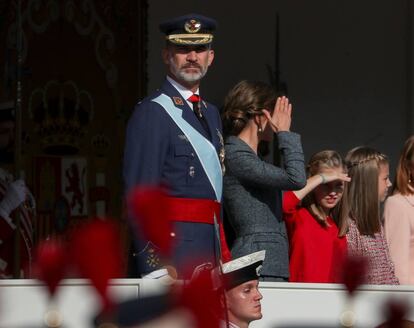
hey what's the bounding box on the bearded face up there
[163,44,214,86]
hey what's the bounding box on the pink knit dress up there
[346,219,399,285]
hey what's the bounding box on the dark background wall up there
[0,0,147,270]
[147,0,412,172]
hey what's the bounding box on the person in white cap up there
[92,251,265,328]
[221,250,265,328]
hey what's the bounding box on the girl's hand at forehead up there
[318,171,351,185]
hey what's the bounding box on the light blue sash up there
[152,94,222,201]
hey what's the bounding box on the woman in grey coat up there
[222,80,306,281]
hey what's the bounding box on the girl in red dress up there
[283,150,350,283]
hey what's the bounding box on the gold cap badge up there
[184,19,201,33]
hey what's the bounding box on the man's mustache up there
[182,63,202,70]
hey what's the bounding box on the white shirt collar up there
[220,320,241,328]
[166,75,200,108]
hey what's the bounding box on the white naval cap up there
[221,250,266,290]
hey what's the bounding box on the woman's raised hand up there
[262,96,292,133]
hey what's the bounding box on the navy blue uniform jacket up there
[124,79,224,277]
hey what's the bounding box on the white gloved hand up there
[142,268,169,279]
[0,179,27,220]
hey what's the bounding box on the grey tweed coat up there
[223,132,306,279]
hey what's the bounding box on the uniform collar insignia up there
[172,96,184,106]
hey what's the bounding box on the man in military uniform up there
[124,13,230,279]
[221,250,265,328]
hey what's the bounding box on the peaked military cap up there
[159,13,217,45]
[221,250,266,290]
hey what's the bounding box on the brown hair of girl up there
[302,150,346,227]
[393,135,414,195]
[338,146,388,236]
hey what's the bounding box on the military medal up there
[217,129,225,175]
